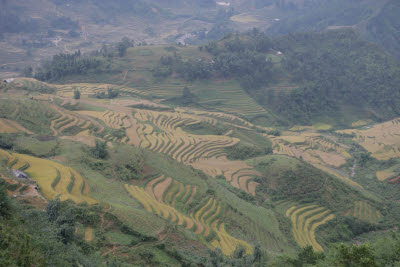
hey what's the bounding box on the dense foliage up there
[205,31,276,90]
[155,30,276,90]
[153,55,213,81]
[0,183,102,266]
[366,0,400,59]
[34,37,134,81]
[34,51,110,82]
[266,0,400,60]
[273,238,400,267]
[271,29,400,123]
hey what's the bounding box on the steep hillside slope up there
[265,0,400,59]
[35,30,400,127]
[1,74,400,265]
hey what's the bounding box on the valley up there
[0,1,400,264]
[1,64,399,264]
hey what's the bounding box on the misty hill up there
[265,0,400,59]
[28,28,400,128]
[1,0,399,79]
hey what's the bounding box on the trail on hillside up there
[122,70,128,81]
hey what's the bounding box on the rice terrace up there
[1,15,400,265]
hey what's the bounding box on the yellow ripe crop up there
[345,201,382,223]
[0,149,96,204]
[125,177,252,256]
[287,205,334,252]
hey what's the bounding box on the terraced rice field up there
[0,118,33,134]
[271,132,351,167]
[344,201,382,223]
[286,205,335,252]
[337,118,400,160]
[127,109,261,194]
[269,132,363,189]
[44,99,263,195]
[77,110,131,130]
[49,105,103,136]
[376,171,395,181]
[132,109,236,162]
[136,82,191,97]
[0,149,97,204]
[192,82,268,117]
[56,83,148,97]
[125,176,252,255]
[177,108,254,128]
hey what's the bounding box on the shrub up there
[90,141,108,159]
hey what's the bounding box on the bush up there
[0,134,14,149]
[90,141,108,159]
[73,89,81,100]
[95,88,119,99]
[0,182,11,218]
[225,143,268,160]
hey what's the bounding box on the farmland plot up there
[0,149,97,204]
[338,118,400,160]
[286,205,335,252]
[344,200,382,223]
[125,176,253,255]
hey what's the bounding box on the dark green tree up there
[295,246,325,266]
[117,37,133,57]
[91,140,109,159]
[333,243,379,267]
[107,87,119,99]
[73,88,81,100]
[0,182,11,218]
[22,66,33,77]
[46,198,60,222]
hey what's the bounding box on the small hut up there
[11,169,29,179]
[3,78,14,83]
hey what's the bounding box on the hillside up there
[1,4,400,265]
[27,29,400,127]
[265,0,400,59]
[1,56,400,265]
[2,0,399,80]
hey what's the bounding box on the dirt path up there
[123,70,128,81]
[351,159,357,178]
[102,245,118,256]
[100,204,113,229]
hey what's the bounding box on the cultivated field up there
[0,149,97,204]
[192,80,268,117]
[338,118,400,160]
[56,83,148,98]
[125,176,253,255]
[0,118,33,134]
[49,104,104,136]
[286,204,335,252]
[344,201,382,223]
[2,76,393,257]
[268,131,362,189]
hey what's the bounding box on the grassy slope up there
[58,45,271,122]
[2,56,400,262]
